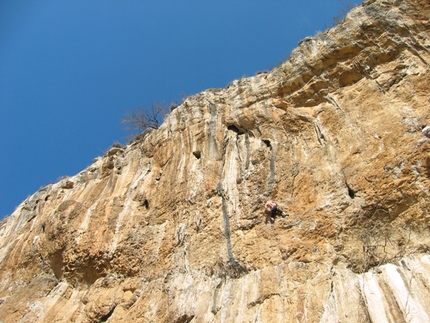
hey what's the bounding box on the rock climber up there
[264,200,288,224]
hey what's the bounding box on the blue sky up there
[0,0,362,219]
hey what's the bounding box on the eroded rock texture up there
[1,0,430,322]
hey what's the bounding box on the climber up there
[264,200,288,224]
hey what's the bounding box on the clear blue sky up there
[0,0,363,219]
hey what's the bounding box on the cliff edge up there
[1,0,430,322]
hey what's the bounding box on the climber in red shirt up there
[264,200,287,224]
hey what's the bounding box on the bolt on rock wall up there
[1,0,430,322]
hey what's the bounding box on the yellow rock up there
[1,0,430,322]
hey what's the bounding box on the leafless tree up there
[122,102,169,133]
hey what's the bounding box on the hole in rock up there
[192,151,201,159]
[227,125,245,135]
[347,184,355,199]
[99,305,116,323]
[262,139,271,148]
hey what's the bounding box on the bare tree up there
[122,102,169,133]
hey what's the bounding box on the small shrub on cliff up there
[111,141,124,148]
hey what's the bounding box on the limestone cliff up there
[1,0,430,322]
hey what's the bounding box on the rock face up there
[1,0,430,322]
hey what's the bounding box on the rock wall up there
[1,0,430,322]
